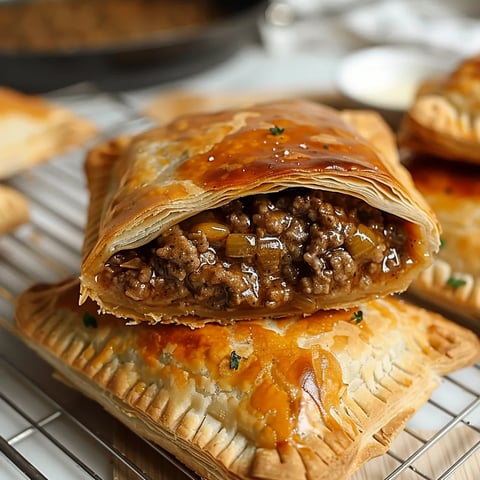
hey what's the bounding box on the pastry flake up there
[0,87,97,179]
[14,279,480,480]
[398,55,480,164]
[79,100,440,324]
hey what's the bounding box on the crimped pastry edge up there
[410,258,480,321]
[399,94,480,164]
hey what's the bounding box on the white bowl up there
[336,46,456,111]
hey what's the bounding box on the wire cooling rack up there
[0,86,479,480]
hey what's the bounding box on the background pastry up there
[0,86,97,179]
[404,155,480,319]
[400,53,480,320]
[398,54,480,164]
[80,100,440,324]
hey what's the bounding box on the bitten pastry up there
[14,279,480,480]
[0,86,97,179]
[80,100,440,324]
[405,155,480,319]
[0,184,29,235]
[398,54,480,164]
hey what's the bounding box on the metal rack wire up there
[0,87,479,480]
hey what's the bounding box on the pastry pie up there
[0,87,96,179]
[405,154,480,319]
[80,100,440,325]
[398,55,480,164]
[14,278,480,480]
[398,53,480,319]
[0,184,29,235]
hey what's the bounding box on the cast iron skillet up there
[0,0,265,92]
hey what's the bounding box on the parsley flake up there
[269,125,285,136]
[351,310,363,323]
[323,144,330,150]
[439,237,446,250]
[83,312,97,328]
[229,350,241,370]
[446,277,466,289]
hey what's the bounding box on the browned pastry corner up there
[0,86,97,179]
[0,184,29,235]
[406,154,480,319]
[398,54,480,164]
[14,278,480,480]
[79,99,440,325]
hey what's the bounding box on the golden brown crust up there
[0,87,97,179]
[0,185,29,235]
[79,100,440,324]
[398,55,480,163]
[406,155,480,318]
[339,109,399,168]
[14,279,480,480]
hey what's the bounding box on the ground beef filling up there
[100,189,411,312]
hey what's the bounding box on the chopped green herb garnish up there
[269,125,285,135]
[446,277,466,289]
[83,312,97,328]
[323,144,330,150]
[439,237,446,250]
[351,310,363,323]
[229,350,241,370]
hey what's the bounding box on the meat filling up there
[100,189,412,313]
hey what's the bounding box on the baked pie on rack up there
[14,278,480,480]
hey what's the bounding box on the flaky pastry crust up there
[79,100,440,324]
[14,279,480,480]
[399,55,480,163]
[0,87,97,179]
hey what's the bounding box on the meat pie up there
[14,278,480,480]
[399,53,480,319]
[398,54,480,164]
[80,100,440,324]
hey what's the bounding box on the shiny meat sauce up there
[99,188,413,317]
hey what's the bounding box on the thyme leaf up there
[269,125,285,135]
[351,310,363,323]
[446,277,466,289]
[229,350,241,370]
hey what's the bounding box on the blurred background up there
[0,0,478,103]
